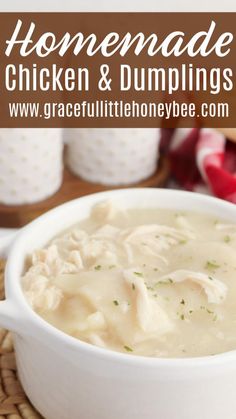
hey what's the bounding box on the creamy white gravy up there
[22,201,236,358]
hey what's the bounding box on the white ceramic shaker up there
[65,128,160,186]
[0,129,63,205]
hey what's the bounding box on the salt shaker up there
[0,129,63,205]
[65,128,160,186]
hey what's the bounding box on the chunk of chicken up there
[157,270,227,304]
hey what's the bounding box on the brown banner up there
[0,13,235,128]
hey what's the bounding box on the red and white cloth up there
[161,128,236,203]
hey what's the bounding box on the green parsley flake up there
[113,300,119,306]
[94,265,102,271]
[205,260,220,270]
[206,308,214,314]
[224,235,231,243]
[200,306,214,315]
[156,278,173,286]
[132,283,136,290]
[133,272,143,277]
[180,299,185,305]
[180,314,185,320]
[124,345,133,352]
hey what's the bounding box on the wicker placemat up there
[0,260,43,419]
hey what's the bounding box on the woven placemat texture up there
[0,260,42,418]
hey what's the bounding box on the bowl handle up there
[0,230,21,332]
[0,230,18,258]
[0,300,22,333]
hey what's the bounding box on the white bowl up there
[1,188,236,419]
